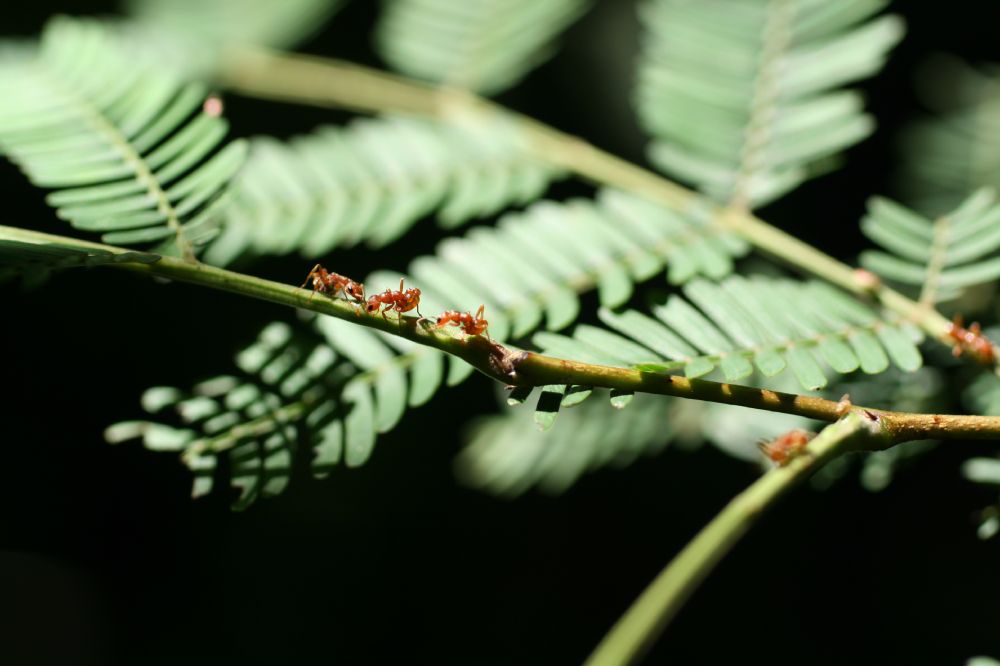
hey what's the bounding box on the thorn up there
[835,393,852,417]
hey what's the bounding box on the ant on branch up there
[300,264,366,304]
[436,304,490,340]
[365,278,423,319]
[946,315,996,366]
[759,429,814,466]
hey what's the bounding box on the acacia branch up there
[5,224,1000,447]
[585,412,887,666]
[217,47,967,366]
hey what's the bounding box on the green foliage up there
[860,189,1000,303]
[897,57,1000,216]
[125,0,344,51]
[0,228,159,285]
[397,189,748,342]
[375,0,591,95]
[104,187,749,506]
[105,319,431,509]
[0,17,247,256]
[636,0,903,207]
[534,275,922,391]
[205,113,565,265]
[459,362,949,497]
[457,391,695,496]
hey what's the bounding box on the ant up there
[758,429,814,466]
[365,278,423,319]
[300,264,365,304]
[436,304,490,340]
[947,315,996,366]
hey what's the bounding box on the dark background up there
[3,1,1000,664]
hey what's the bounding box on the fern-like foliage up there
[0,17,247,257]
[125,0,344,51]
[459,363,943,497]
[205,113,565,265]
[897,57,1000,216]
[636,0,903,207]
[859,189,1000,304]
[375,0,591,95]
[109,188,748,507]
[457,391,698,496]
[105,319,428,509]
[397,189,748,342]
[460,386,824,496]
[533,275,922,391]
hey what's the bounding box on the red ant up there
[436,304,490,339]
[300,264,365,304]
[365,278,423,319]
[947,315,996,366]
[759,429,814,466]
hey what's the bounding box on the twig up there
[4,224,999,445]
[585,412,887,666]
[216,48,963,364]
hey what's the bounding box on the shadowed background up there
[2,1,999,664]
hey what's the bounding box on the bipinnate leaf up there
[533,275,923,391]
[375,0,591,95]
[860,189,1000,303]
[636,0,903,207]
[206,113,565,265]
[0,17,247,257]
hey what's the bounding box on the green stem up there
[585,412,888,666]
[216,48,958,352]
[5,224,999,444]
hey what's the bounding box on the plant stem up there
[217,48,958,353]
[585,412,887,666]
[5,224,999,445]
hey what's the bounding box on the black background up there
[3,1,1000,664]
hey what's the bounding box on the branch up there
[216,47,964,365]
[5,224,1000,446]
[584,412,887,666]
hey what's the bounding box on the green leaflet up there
[204,113,565,265]
[0,17,246,257]
[0,229,159,274]
[860,189,1000,303]
[375,0,591,96]
[532,275,923,391]
[636,0,902,207]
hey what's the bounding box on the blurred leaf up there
[0,17,246,257]
[375,0,591,95]
[636,0,902,207]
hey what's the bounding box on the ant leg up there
[299,264,321,290]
